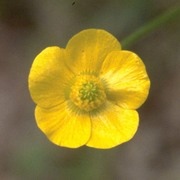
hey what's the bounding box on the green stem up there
[121,5,180,49]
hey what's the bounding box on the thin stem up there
[121,5,180,49]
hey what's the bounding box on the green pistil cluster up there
[69,75,106,112]
[79,82,98,102]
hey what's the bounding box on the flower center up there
[70,75,106,112]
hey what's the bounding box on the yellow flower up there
[28,29,150,149]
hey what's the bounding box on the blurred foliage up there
[0,0,36,28]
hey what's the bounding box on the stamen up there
[70,75,106,112]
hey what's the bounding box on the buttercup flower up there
[28,29,150,149]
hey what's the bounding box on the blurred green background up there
[0,0,180,179]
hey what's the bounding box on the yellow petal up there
[66,29,121,74]
[35,102,91,148]
[28,47,73,108]
[86,102,139,149]
[100,51,150,109]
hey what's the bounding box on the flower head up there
[28,29,150,149]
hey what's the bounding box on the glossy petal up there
[66,29,121,74]
[28,47,73,108]
[100,51,150,109]
[87,102,139,149]
[35,102,91,148]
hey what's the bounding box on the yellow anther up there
[70,75,106,112]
